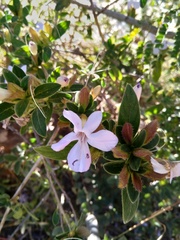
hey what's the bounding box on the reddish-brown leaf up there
[118,165,130,189]
[121,122,134,144]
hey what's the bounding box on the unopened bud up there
[44,22,52,36]
[133,82,142,101]
[90,85,101,99]
[29,41,38,56]
[57,75,69,87]
[79,86,90,110]
[0,88,11,101]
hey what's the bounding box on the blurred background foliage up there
[0,0,179,239]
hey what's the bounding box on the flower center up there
[77,131,87,142]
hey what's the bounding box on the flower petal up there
[133,82,142,101]
[87,130,118,151]
[51,132,78,151]
[150,157,168,174]
[83,111,102,135]
[63,110,82,133]
[170,162,180,183]
[67,141,91,172]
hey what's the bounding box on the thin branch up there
[71,0,175,39]
[89,0,105,43]
[112,200,180,240]
[9,189,51,239]
[43,158,71,231]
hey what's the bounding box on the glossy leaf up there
[34,143,75,161]
[140,0,148,8]
[52,21,70,39]
[133,129,146,148]
[3,69,20,86]
[55,0,71,11]
[103,161,124,175]
[121,187,139,224]
[34,83,60,99]
[0,102,14,121]
[12,65,26,78]
[127,178,140,203]
[129,157,141,171]
[15,98,30,117]
[118,84,140,136]
[31,108,46,137]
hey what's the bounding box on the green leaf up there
[21,76,29,91]
[52,209,60,226]
[140,0,148,8]
[118,84,140,136]
[70,83,83,91]
[66,102,78,112]
[34,83,60,99]
[103,161,124,174]
[121,187,139,223]
[15,98,30,117]
[42,47,51,62]
[127,179,140,203]
[52,21,70,39]
[43,103,53,124]
[48,67,61,82]
[0,102,15,121]
[55,0,71,11]
[152,57,162,82]
[31,108,46,137]
[3,69,20,86]
[49,92,72,102]
[129,157,141,171]
[34,143,75,161]
[12,65,26,79]
[0,37,4,45]
[133,129,146,148]
[143,133,160,149]
[103,151,120,161]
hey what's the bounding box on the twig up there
[45,158,78,223]
[9,189,51,239]
[43,158,71,232]
[112,200,180,239]
[71,0,175,39]
[89,0,105,43]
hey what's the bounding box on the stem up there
[112,200,180,240]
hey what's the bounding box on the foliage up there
[0,0,179,239]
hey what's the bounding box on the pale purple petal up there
[67,141,91,172]
[133,82,142,101]
[51,132,78,151]
[87,130,118,151]
[170,162,180,183]
[63,110,82,133]
[150,157,168,174]
[83,111,102,135]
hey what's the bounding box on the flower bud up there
[28,41,38,56]
[57,75,69,87]
[44,22,52,36]
[133,82,142,101]
[90,85,101,99]
[0,88,11,101]
[79,86,90,110]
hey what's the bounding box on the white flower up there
[133,82,142,101]
[51,110,118,172]
[150,157,180,183]
[57,75,69,87]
